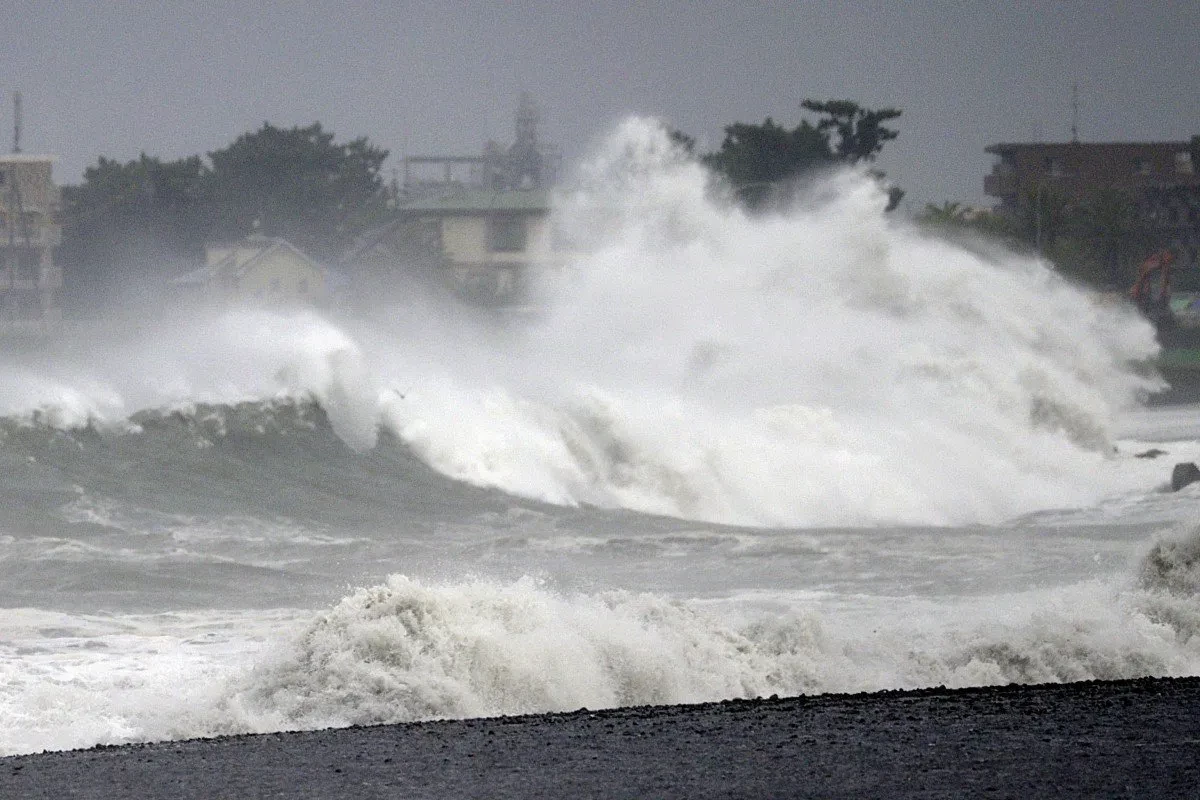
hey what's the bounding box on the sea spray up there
[0,116,1167,526]
[0,308,382,448]
[379,117,1163,525]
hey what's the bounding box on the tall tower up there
[12,90,21,153]
[503,92,543,190]
[1070,83,1080,144]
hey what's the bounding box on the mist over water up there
[361,118,1161,526]
[0,117,1193,755]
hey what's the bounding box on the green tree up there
[60,154,208,309]
[1068,188,1153,288]
[1009,183,1075,254]
[60,122,391,310]
[918,201,969,227]
[701,117,834,207]
[666,128,697,155]
[918,187,1158,292]
[698,100,903,210]
[800,99,902,163]
[204,122,389,259]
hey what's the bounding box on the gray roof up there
[171,236,325,286]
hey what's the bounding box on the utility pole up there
[1070,83,1079,144]
[12,90,21,153]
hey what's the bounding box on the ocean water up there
[3,119,1200,755]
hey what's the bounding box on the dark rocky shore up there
[3,677,1199,799]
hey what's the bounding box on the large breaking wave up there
[0,117,1165,526]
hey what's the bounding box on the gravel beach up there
[3,677,1198,799]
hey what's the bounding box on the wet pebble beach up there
[3,677,1198,799]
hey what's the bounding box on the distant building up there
[342,95,566,308]
[0,154,63,336]
[984,140,1200,269]
[172,235,340,307]
[342,189,559,306]
[985,141,1199,208]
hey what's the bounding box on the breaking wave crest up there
[0,116,1167,527]
[211,524,1200,734]
[9,522,1200,754]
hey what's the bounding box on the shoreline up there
[4,676,1198,798]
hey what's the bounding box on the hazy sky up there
[3,1,1197,205]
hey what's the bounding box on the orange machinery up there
[1130,249,1177,316]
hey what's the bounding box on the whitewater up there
[3,117,1200,755]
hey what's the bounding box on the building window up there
[487,215,526,253]
[270,277,281,292]
[298,278,309,295]
[1043,157,1065,177]
[1133,158,1153,175]
[1176,151,1194,175]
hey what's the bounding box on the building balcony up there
[0,266,63,291]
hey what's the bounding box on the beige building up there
[0,154,63,335]
[343,189,559,305]
[173,235,338,307]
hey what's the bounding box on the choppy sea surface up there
[3,119,1199,755]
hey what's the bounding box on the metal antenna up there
[1070,83,1079,143]
[12,91,21,153]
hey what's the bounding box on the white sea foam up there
[0,309,379,450]
[0,116,1169,529]
[5,519,1200,755]
[216,558,1200,736]
[0,609,301,755]
[376,117,1163,525]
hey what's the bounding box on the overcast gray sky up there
[3,1,1197,205]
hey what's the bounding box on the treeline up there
[59,122,389,310]
[917,189,1165,291]
[920,137,1200,291]
[59,103,906,311]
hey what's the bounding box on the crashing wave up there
[217,529,1200,733]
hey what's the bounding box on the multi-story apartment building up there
[984,140,1200,270]
[0,154,62,335]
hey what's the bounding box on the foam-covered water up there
[379,121,1160,526]
[0,118,1196,755]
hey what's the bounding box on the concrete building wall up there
[438,214,554,267]
[235,250,327,305]
[440,216,491,263]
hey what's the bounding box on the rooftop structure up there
[401,94,561,200]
